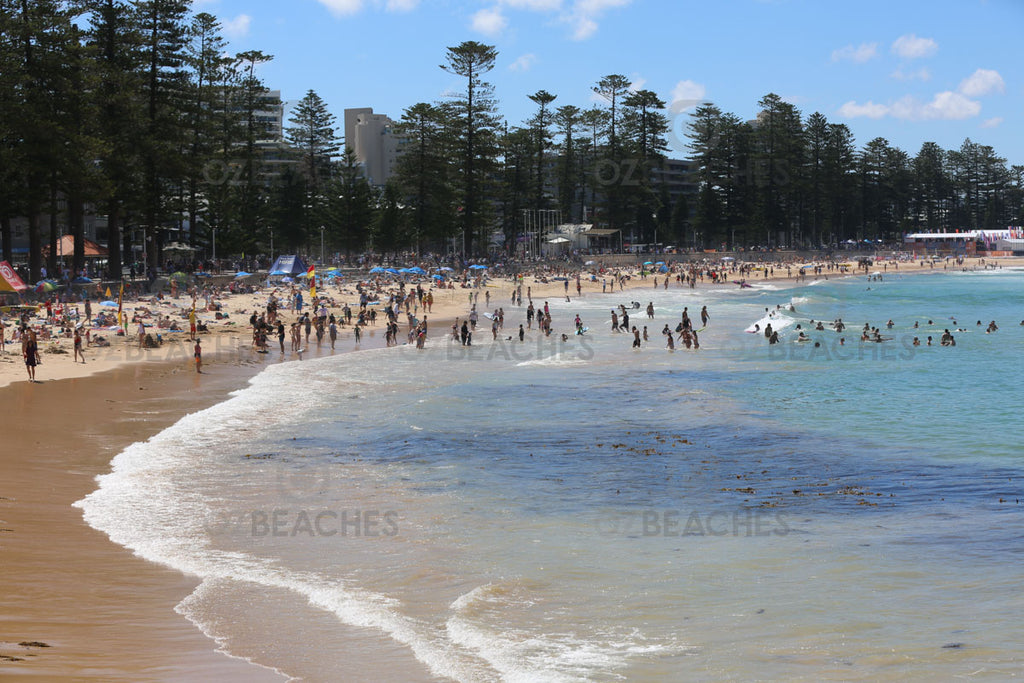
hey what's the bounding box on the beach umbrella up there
[659,265,668,273]
[72,276,93,284]
[407,266,426,274]
[584,260,595,265]
[34,279,58,293]
[99,300,118,307]
[369,266,385,274]
[234,271,251,278]
[431,274,444,280]
[385,268,400,274]
[720,256,734,262]
[195,271,212,278]
[281,276,293,283]
[655,261,665,265]
[270,269,288,276]
[468,264,488,270]
[642,261,653,266]
[438,266,454,272]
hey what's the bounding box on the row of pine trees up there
[2,3,1022,282]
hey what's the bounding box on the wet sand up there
[0,356,285,681]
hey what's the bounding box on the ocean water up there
[77,267,1024,681]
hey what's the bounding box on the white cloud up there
[831,42,878,64]
[669,80,706,113]
[890,67,930,82]
[841,91,981,122]
[628,73,646,92]
[317,0,363,16]
[958,68,1005,97]
[316,0,419,16]
[471,6,508,36]
[838,100,889,119]
[509,53,537,72]
[503,0,562,9]
[897,91,980,120]
[221,14,251,39]
[891,33,937,59]
[563,0,632,41]
[384,0,419,11]
[981,117,1003,129]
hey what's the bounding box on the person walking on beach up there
[189,307,197,340]
[22,327,38,381]
[277,321,285,353]
[73,326,85,363]
[632,326,641,348]
[194,338,202,373]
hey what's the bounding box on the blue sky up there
[198,0,1024,165]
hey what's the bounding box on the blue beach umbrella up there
[385,268,400,274]
[234,271,251,278]
[72,276,93,284]
[369,267,385,274]
[438,267,454,272]
[431,274,444,280]
[99,300,118,307]
[281,276,293,283]
[468,264,488,270]
[643,261,653,266]
[270,269,288,276]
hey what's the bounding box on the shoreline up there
[2,255,1021,679]
[0,355,286,681]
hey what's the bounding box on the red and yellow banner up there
[308,265,316,298]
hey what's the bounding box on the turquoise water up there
[78,267,1024,681]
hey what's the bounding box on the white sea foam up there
[73,360,489,682]
[447,583,683,683]
[744,310,797,334]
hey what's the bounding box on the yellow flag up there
[308,265,316,298]
[117,283,123,328]
[105,286,112,297]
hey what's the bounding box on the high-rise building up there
[344,107,399,187]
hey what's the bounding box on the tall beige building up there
[344,107,399,187]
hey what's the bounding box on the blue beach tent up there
[268,255,309,277]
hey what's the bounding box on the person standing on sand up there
[194,338,202,373]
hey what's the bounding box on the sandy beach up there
[2,254,1020,680]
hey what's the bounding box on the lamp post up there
[319,225,325,265]
[212,228,216,262]
[652,212,658,255]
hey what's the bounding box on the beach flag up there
[105,286,112,297]
[117,283,123,329]
[0,261,27,292]
[308,264,316,298]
